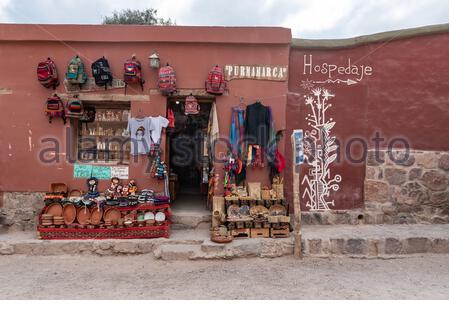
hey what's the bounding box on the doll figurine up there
[128,179,138,195]
[115,185,123,199]
[85,177,99,199]
[106,177,120,199]
[121,184,130,197]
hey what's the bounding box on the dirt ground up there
[0,255,448,299]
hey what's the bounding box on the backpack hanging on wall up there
[37,57,59,89]
[91,57,113,90]
[158,64,177,95]
[66,55,87,88]
[184,94,200,115]
[205,65,226,95]
[65,96,84,118]
[45,94,66,124]
[123,56,144,94]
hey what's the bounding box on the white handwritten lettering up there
[302,55,373,84]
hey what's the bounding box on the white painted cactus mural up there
[302,88,342,210]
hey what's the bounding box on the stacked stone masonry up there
[365,150,449,224]
[0,192,44,231]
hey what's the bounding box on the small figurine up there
[85,177,99,199]
[115,185,123,199]
[128,179,138,195]
[121,184,130,197]
[105,177,121,200]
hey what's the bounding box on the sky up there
[0,0,448,38]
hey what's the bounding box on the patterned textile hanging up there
[228,107,246,185]
[266,106,277,164]
[229,107,246,159]
[150,153,167,180]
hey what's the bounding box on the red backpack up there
[65,97,84,118]
[158,64,177,95]
[37,58,59,89]
[184,95,200,115]
[45,94,66,124]
[205,65,226,95]
[124,56,144,94]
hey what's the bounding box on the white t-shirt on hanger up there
[149,116,169,143]
[127,117,151,155]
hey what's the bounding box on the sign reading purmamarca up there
[225,65,288,81]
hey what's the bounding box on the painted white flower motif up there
[302,87,342,211]
[305,96,314,106]
[312,88,322,97]
[300,79,315,90]
[322,89,335,100]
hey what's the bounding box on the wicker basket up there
[261,188,271,200]
[272,184,284,199]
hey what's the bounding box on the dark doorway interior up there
[167,97,212,205]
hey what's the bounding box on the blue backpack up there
[66,55,87,87]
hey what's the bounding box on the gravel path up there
[0,255,448,299]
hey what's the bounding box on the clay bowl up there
[44,202,63,217]
[104,208,121,225]
[62,203,77,225]
[76,206,92,225]
[90,207,103,226]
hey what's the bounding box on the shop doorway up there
[166,97,213,213]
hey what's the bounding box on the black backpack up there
[91,57,113,90]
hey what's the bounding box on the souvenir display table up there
[38,178,171,240]
[37,203,171,240]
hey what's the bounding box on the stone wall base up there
[0,192,44,231]
[364,150,449,224]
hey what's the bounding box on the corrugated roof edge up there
[292,22,449,49]
[0,24,291,44]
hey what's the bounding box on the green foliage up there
[102,8,175,25]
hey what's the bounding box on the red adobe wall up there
[286,29,449,210]
[0,24,290,193]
